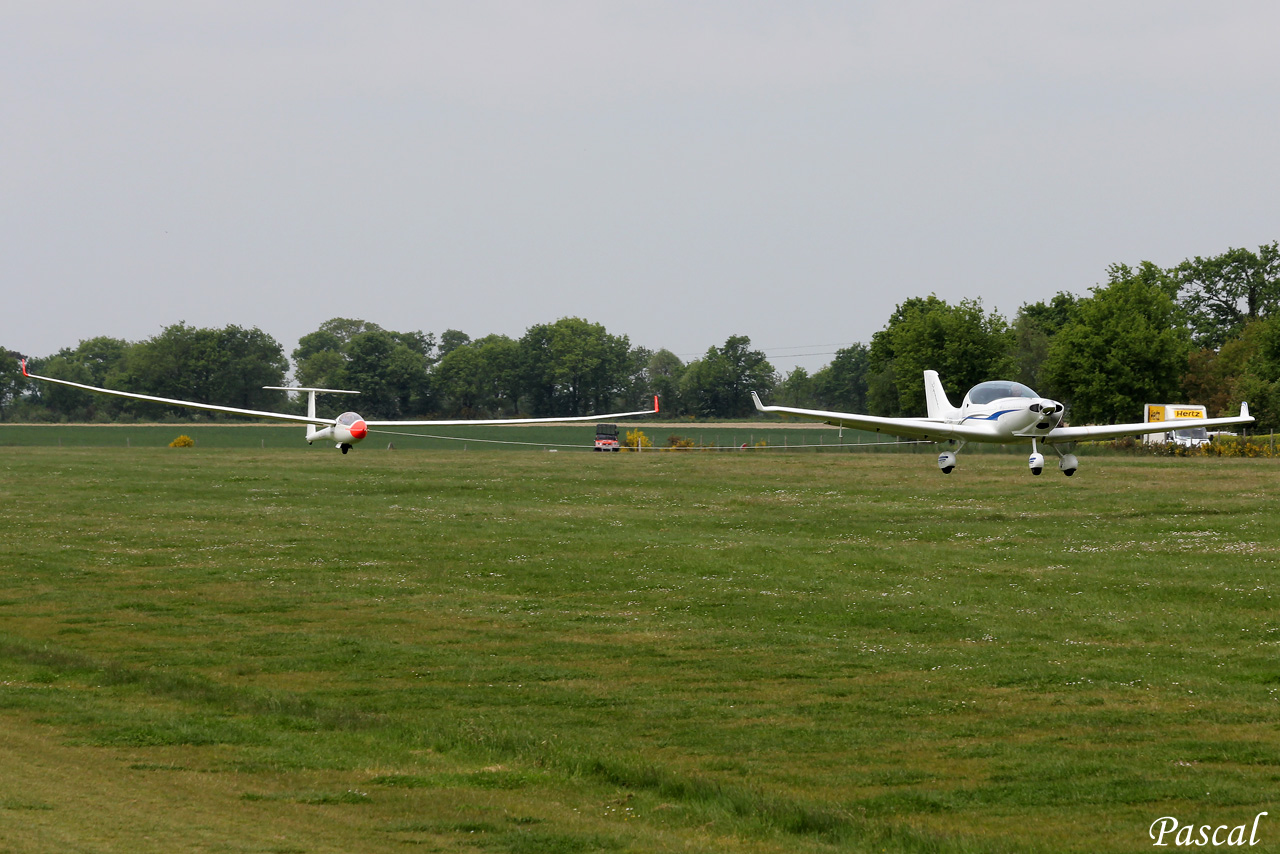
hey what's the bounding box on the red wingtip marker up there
[20,359,29,377]
[654,395,659,413]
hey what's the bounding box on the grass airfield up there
[1,444,1277,853]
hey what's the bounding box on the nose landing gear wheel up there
[937,451,957,474]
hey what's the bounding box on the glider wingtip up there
[19,358,29,377]
[751,391,765,411]
[1242,401,1251,419]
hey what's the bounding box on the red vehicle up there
[594,424,620,452]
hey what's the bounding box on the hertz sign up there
[1144,404,1207,423]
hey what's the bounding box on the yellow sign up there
[1146,405,1206,422]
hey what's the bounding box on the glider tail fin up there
[923,371,961,421]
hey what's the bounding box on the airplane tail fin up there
[923,371,961,421]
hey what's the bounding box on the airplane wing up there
[1045,403,1253,442]
[750,392,984,442]
[20,360,336,426]
[366,396,660,428]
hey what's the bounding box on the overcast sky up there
[4,2,1279,375]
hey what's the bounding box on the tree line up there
[4,241,1278,427]
[775,241,1280,428]
[0,317,772,423]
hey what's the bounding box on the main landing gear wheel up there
[937,451,957,474]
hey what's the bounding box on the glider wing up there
[21,360,656,428]
[19,360,336,426]
[366,396,660,428]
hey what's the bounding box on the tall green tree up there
[294,318,369,388]
[437,329,471,360]
[123,324,289,418]
[642,349,685,414]
[293,318,434,418]
[1196,317,1280,428]
[343,330,401,419]
[213,326,294,410]
[434,334,521,416]
[680,335,775,418]
[774,367,813,407]
[1182,329,1263,419]
[1009,293,1079,391]
[810,343,870,412]
[1175,242,1280,347]
[867,296,1010,416]
[0,349,22,420]
[1040,262,1189,424]
[518,318,633,416]
[25,337,133,421]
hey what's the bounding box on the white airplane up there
[752,370,1254,476]
[20,359,658,453]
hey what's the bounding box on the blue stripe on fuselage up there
[962,409,1017,423]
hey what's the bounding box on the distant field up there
[1,447,1277,853]
[0,420,927,453]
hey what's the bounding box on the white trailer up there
[1143,404,1210,447]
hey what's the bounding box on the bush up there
[169,435,196,448]
[1203,435,1277,458]
[623,429,652,451]
[1100,434,1278,458]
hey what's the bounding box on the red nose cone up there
[350,420,368,440]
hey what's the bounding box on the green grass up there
[1,447,1278,852]
[0,420,905,452]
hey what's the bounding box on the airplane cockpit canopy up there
[965,381,1039,406]
[336,411,363,426]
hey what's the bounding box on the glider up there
[19,359,658,453]
[752,370,1253,476]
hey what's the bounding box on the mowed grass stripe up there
[0,420,978,453]
[0,448,1276,852]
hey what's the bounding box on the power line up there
[759,342,860,353]
[671,341,860,360]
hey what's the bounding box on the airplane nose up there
[1032,400,1063,429]
[351,420,368,440]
